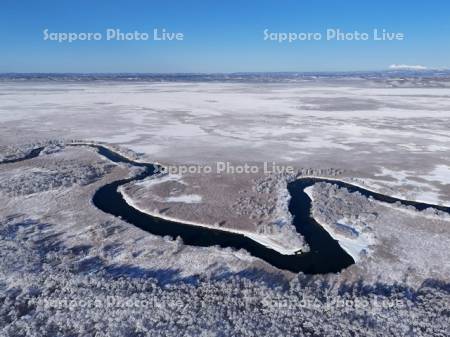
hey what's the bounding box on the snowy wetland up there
[1,73,450,336]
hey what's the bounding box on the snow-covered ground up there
[1,141,449,285]
[304,185,375,262]
[1,78,449,277]
[120,171,308,255]
[1,78,450,337]
[306,182,450,283]
[1,80,449,206]
[0,145,268,279]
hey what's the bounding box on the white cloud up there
[389,64,428,70]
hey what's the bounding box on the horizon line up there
[0,69,447,76]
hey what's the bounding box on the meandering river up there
[4,143,449,274]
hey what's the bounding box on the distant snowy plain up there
[1,78,449,205]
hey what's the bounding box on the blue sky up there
[1,0,449,73]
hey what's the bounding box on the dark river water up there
[89,146,450,274]
[5,144,449,274]
[91,146,354,274]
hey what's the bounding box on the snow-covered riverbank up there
[119,186,305,255]
[304,186,372,262]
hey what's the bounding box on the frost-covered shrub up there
[309,182,378,238]
[1,217,449,337]
[0,162,114,196]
